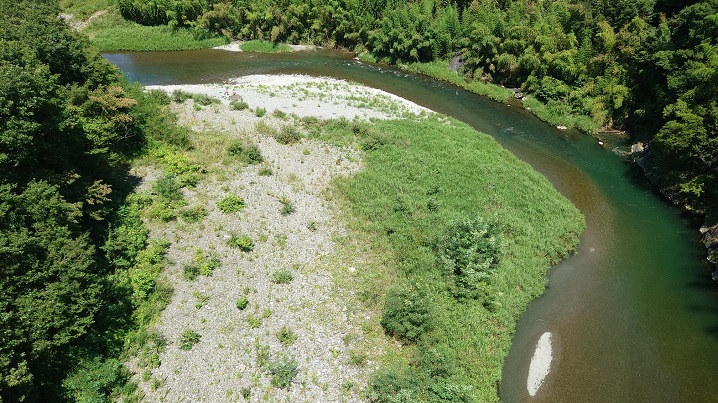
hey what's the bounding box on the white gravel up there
[212,42,317,52]
[130,75,424,402]
[146,74,431,122]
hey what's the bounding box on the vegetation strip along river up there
[105,49,718,401]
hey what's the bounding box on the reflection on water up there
[105,49,718,402]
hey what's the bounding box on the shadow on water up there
[104,49,718,402]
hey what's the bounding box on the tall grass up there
[85,12,226,51]
[329,117,584,401]
[239,40,292,53]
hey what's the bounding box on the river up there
[104,48,718,402]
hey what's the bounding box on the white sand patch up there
[212,41,317,52]
[146,74,431,121]
[527,331,553,396]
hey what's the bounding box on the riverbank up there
[130,75,583,401]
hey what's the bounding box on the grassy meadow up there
[83,11,227,51]
[309,116,585,401]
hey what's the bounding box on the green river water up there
[104,49,718,402]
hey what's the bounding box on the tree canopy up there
[0,1,146,399]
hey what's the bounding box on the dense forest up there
[117,0,717,254]
[0,0,189,400]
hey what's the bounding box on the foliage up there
[183,263,201,281]
[193,249,221,276]
[268,354,298,389]
[274,125,301,145]
[239,40,292,53]
[271,269,294,284]
[258,165,273,176]
[105,0,718,222]
[276,327,298,346]
[227,234,254,251]
[255,107,267,117]
[436,217,504,299]
[171,90,219,106]
[180,205,208,223]
[152,174,184,201]
[178,329,201,351]
[278,196,296,216]
[62,358,131,402]
[217,195,246,213]
[381,283,434,344]
[0,0,154,398]
[229,99,249,110]
[227,141,263,164]
[235,297,249,310]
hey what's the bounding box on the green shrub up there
[228,141,263,164]
[217,195,246,213]
[273,109,287,119]
[274,125,301,145]
[269,355,298,389]
[180,205,207,223]
[255,107,266,117]
[146,89,171,105]
[276,326,298,346]
[62,358,129,402]
[229,99,249,110]
[147,200,178,222]
[172,89,192,103]
[179,329,201,350]
[436,217,503,299]
[192,93,218,106]
[170,90,218,106]
[367,367,418,402]
[381,283,433,344]
[235,296,249,310]
[271,269,293,284]
[194,249,221,276]
[227,234,254,251]
[152,174,184,201]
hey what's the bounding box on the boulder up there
[449,52,465,72]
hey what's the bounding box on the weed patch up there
[179,329,201,351]
[217,195,246,213]
[226,234,254,251]
[271,269,293,284]
[269,355,298,388]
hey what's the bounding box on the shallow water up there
[105,49,718,402]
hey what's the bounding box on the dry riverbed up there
[131,75,429,401]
